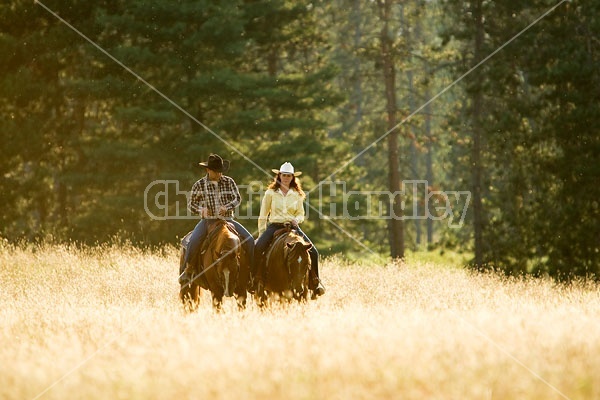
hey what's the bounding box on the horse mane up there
[219,222,239,250]
[284,230,308,247]
[207,220,240,254]
[267,229,309,264]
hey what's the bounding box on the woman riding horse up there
[254,162,325,297]
[256,225,313,303]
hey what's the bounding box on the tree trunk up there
[406,69,422,246]
[412,1,434,246]
[471,0,485,268]
[424,91,434,245]
[379,0,404,259]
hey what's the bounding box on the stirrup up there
[178,271,190,285]
[312,282,325,298]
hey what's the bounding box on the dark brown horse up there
[180,220,249,311]
[256,228,312,306]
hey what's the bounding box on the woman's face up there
[279,173,293,186]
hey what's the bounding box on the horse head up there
[284,232,312,297]
[211,223,241,298]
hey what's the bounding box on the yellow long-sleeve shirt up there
[258,188,305,235]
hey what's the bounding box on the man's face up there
[207,169,222,181]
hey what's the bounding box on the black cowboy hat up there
[198,153,230,172]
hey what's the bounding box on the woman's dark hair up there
[268,174,306,198]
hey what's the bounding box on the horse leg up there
[191,283,201,310]
[301,285,309,302]
[283,289,293,301]
[254,280,267,308]
[236,294,247,310]
[180,284,198,312]
[179,285,191,309]
[212,290,224,312]
[231,265,247,310]
[301,274,310,302]
[223,268,230,297]
[236,252,249,294]
[213,297,223,312]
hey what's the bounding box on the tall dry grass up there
[1,242,599,400]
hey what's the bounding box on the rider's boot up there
[313,282,325,297]
[179,263,191,286]
[309,271,325,298]
[178,264,191,300]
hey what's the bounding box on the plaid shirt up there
[188,175,241,219]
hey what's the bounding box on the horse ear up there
[304,243,313,251]
[286,242,293,248]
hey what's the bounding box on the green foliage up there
[0,0,343,246]
[1,0,598,280]
[441,0,600,279]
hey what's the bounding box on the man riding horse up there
[179,154,254,295]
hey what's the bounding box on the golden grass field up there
[1,243,599,400]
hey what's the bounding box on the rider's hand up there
[290,218,299,228]
[200,207,209,218]
[218,205,228,216]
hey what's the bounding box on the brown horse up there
[179,220,249,311]
[256,228,312,306]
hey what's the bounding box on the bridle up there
[283,241,311,290]
[213,243,241,272]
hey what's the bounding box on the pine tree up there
[441,0,600,278]
[0,1,343,244]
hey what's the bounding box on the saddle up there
[200,219,239,256]
[273,226,292,240]
[263,224,296,277]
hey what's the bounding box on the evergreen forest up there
[1,0,598,279]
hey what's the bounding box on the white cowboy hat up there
[271,162,302,176]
